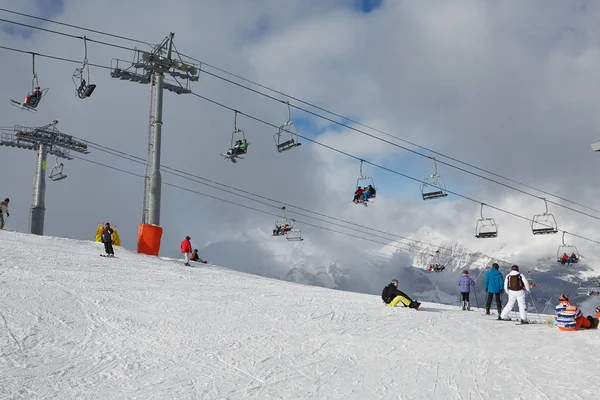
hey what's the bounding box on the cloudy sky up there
[2,0,600,289]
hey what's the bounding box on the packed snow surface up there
[1,231,598,399]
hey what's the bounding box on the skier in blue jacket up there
[484,263,504,318]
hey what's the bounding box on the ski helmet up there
[492,263,499,269]
[558,293,569,301]
[511,265,519,271]
[391,279,398,284]
[3,198,8,203]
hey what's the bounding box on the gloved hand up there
[6,212,8,217]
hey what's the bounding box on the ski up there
[100,254,117,258]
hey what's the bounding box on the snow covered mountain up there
[1,230,599,399]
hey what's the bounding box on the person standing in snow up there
[180,236,192,266]
[101,222,115,257]
[457,270,475,310]
[484,263,504,317]
[0,198,9,230]
[554,293,599,331]
[381,279,421,310]
[499,265,530,322]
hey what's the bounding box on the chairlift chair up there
[556,231,579,264]
[475,203,498,238]
[272,206,294,236]
[10,54,49,112]
[220,111,249,163]
[531,198,558,235]
[273,101,302,153]
[353,160,377,206]
[285,229,304,242]
[420,157,449,200]
[72,37,96,99]
[49,158,67,181]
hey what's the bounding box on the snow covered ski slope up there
[1,231,599,399]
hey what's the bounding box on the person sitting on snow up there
[190,249,207,263]
[381,279,421,310]
[555,293,599,331]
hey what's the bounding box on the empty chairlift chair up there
[556,231,579,264]
[475,203,498,238]
[531,198,558,235]
[72,37,96,99]
[273,101,301,153]
[285,229,304,242]
[420,157,449,200]
[49,159,67,181]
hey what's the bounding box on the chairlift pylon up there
[531,198,558,235]
[475,203,498,239]
[420,157,448,200]
[556,231,579,264]
[273,101,301,153]
[220,111,249,163]
[10,53,49,112]
[72,37,96,99]
[49,158,67,181]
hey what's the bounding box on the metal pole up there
[29,143,47,235]
[148,71,164,225]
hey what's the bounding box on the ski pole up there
[473,286,480,309]
[527,290,542,323]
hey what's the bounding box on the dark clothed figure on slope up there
[381,279,421,310]
[484,263,504,318]
[101,223,115,257]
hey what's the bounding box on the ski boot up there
[466,301,471,311]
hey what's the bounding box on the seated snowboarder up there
[555,293,599,331]
[381,279,421,309]
[365,185,376,199]
[569,253,578,262]
[238,139,248,154]
[227,140,242,156]
[190,249,207,263]
[561,253,569,264]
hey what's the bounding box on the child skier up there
[457,270,475,310]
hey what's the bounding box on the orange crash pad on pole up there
[137,223,163,256]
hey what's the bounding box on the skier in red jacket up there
[180,236,192,266]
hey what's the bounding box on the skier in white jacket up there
[499,265,530,322]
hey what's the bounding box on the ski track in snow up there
[0,231,599,399]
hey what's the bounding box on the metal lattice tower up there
[0,120,90,235]
[109,32,199,226]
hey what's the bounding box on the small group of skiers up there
[272,224,292,236]
[180,236,207,266]
[0,198,9,230]
[427,264,445,273]
[353,185,376,204]
[383,263,600,331]
[559,252,579,264]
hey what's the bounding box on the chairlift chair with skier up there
[353,160,377,206]
[420,157,449,200]
[556,231,579,264]
[49,158,67,181]
[72,37,96,99]
[273,101,301,153]
[475,203,498,238]
[10,54,49,112]
[221,111,249,163]
[272,206,294,237]
[531,198,558,235]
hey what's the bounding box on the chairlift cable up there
[1,43,600,245]
[2,10,600,217]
